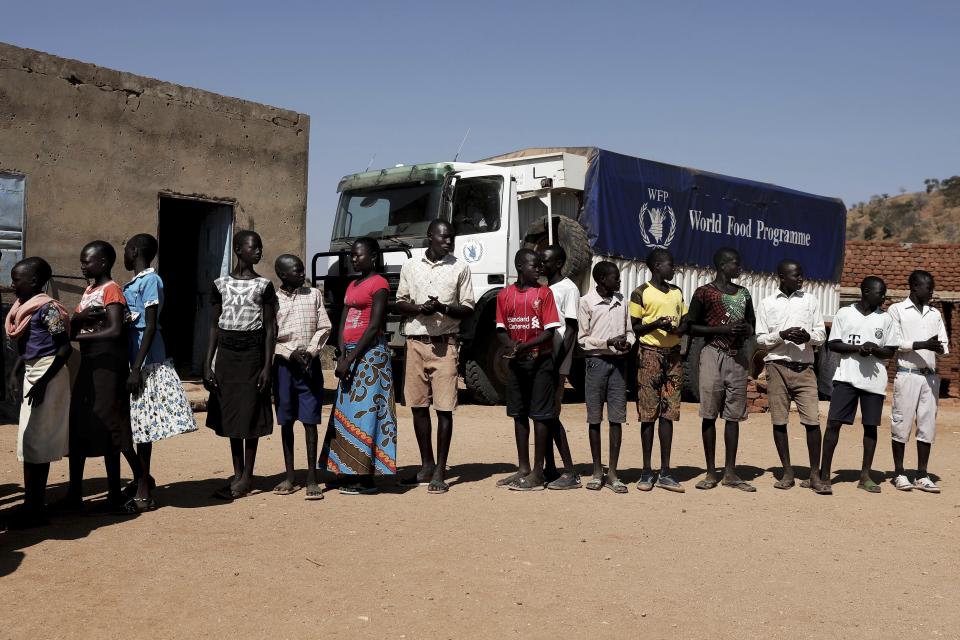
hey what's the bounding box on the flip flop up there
[604,478,628,494]
[585,476,604,491]
[304,485,324,500]
[722,479,757,492]
[547,473,582,490]
[774,478,795,490]
[496,471,526,488]
[273,484,302,495]
[857,479,881,494]
[428,479,450,494]
[508,476,545,492]
[695,478,719,490]
[800,479,813,489]
[813,483,833,495]
[339,485,378,495]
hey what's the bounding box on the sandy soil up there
[2,381,959,640]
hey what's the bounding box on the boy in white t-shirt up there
[538,245,581,490]
[818,277,899,495]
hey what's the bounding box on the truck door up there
[447,167,514,295]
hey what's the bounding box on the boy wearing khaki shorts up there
[394,220,475,494]
[756,259,827,492]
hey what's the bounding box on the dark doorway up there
[157,196,233,378]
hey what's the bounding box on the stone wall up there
[0,42,309,304]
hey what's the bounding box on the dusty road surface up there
[2,381,959,640]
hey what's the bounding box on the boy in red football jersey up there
[494,249,564,491]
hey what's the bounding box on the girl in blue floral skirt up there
[121,234,197,511]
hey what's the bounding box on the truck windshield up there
[333,182,442,240]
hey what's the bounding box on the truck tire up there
[524,215,592,282]
[463,328,509,405]
[682,337,704,403]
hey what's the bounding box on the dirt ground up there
[2,380,959,640]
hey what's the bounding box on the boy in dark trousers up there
[494,249,563,491]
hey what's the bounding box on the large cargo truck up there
[314,147,847,403]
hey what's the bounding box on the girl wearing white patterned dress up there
[121,234,197,512]
[204,230,277,500]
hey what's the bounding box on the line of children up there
[4,237,950,523]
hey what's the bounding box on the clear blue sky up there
[3,1,958,257]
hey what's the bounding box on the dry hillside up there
[846,176,960,243]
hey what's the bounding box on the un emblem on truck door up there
[638,203,676,248]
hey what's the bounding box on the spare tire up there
[524,215,592,283]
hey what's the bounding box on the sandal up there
[508,476,545,492]
[427,479,450,494]
[121,497,156,514]
[857,479,881,494]
[585,476,604,491]
[722,479,757,492]
[604,478,628,494]
[813,482,833,495]
[774,478,795,490]
[695,478,719,490]
[304,485,324,500]
[272,483,301,496]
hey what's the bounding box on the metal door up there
[0,173,26,286]
[191,205,233,373]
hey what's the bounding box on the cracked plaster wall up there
[0,42,309,303]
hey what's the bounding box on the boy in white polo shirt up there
[818,276,899,495]
[887,270,949,493]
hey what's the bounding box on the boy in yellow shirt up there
[629,248,687,492]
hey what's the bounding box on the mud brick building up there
[0,42,309,378]
[841,240,959,397]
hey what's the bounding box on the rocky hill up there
[846,176,960,243]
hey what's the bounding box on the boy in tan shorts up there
[394,220,475,494]
[755,259,827,491]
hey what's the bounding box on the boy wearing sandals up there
[755,259,828,493]
[818,276,898,495]
[579,261,634,493]
[495,249,564,491]
[887,270,948,493]
[272,254,332,500]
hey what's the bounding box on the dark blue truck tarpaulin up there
[581,149,847,282]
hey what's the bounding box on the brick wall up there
[841,241,959,397]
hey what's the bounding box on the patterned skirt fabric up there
[327,340,398,476]
[130,360,198,444]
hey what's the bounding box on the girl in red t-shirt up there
[325,237,398,493]
[56,240,134,514]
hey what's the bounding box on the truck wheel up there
[524,215,592,283]
[463,331,509,405]
[682,337,704,402]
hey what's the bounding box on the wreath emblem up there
[638,203,677,249]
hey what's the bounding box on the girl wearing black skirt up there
[204,230,277,499]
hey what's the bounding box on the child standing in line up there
[630,249,687,493]
[887,270,949,493]
[204,230,277,500]
[121,234,197,511]
[59,241,134,513]
[273,254,331,500]
[578,261,634,493]
[3,258,72,529]
[494,248,563,492]
[818,276,899,495]
[326,237,398,494]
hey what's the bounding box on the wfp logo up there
[638,202,676,249]
[462,239,484,264]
